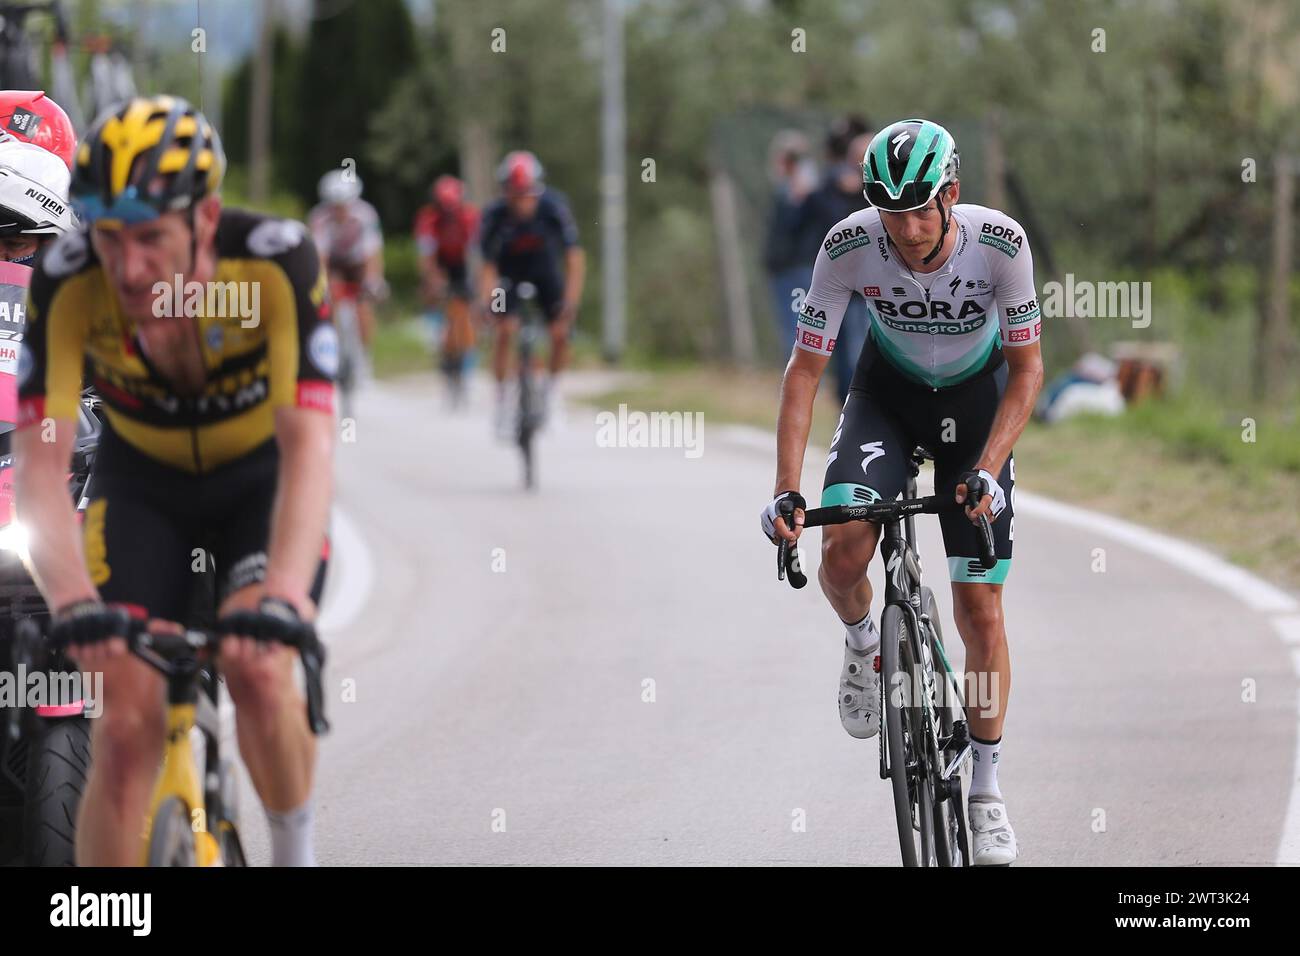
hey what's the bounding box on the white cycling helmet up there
[0,135,73,236]
[318,168,362,205]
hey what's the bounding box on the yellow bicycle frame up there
[141,702,222,867]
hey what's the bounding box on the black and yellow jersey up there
[18,208,337,473]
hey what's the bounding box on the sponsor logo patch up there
[799,304,827,329]
[800,329,824,349]
[1008,327,1031,342]
[978,222,1022,259]
[862,286,881,297]
[824,225,873,259]
[308,322,340,376]
[1005,299,1040,325]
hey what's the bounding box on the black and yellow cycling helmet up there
[71,95,225,226]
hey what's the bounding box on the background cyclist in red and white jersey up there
[414,174,479,388]
[307,168,386,349]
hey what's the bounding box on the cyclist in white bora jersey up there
[760,119,1044,865]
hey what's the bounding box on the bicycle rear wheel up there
[921,586,970,866]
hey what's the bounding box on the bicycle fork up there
[142,701,221,867]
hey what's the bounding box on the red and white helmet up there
[0,137,74,236]
[0,91,76,171]
[496,150,545,197]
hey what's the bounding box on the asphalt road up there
[234,372,1299,866]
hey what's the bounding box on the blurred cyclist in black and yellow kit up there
[14,96,336,866]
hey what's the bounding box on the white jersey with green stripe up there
[796,203,1040,387]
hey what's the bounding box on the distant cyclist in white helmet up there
[307,167,386,350]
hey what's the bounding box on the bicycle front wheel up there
[147,797,195,867]
[881,604,925,865]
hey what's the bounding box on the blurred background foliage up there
[22,0,1300,413]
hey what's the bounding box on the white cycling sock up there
[266,799,317,867]
[844,613,879,653]
[970,734,1002,798]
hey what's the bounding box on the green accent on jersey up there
[866,309,1001,387]
[948,556,1011,584]
[978,233,1019,258]
[822,482,881,507]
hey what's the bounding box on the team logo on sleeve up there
[1005,299,1040,325]
[823,225,872,259]
[978,222,1022,258]
[798,304,827,329]
[247,219,306,257]
[862,286,881,297]
[800,330,824,349]
[308,322,339,376]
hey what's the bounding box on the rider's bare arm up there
[562,246,586,314]
[478,261,500,314]
[364,248,385,287]
[974,340,1043,480]
[264,406,334,617]
[13,421,96,610]
[773,347,832,540]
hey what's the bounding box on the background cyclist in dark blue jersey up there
[476,150,586,436]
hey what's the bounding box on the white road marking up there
[316,506,375,636]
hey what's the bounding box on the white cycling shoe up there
[968,793,1018,866]
[838,642,880,739]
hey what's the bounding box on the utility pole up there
[601,0,627,363]
[1260,150,1296,401]
[248,0,276,205]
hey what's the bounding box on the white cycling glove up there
[958,469,1006,518]
[761,490,807,543]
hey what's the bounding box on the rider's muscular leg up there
[492,318,516,383]
[218,589,314,813]
[950,582,1010,741]
[77,658,166,866]
[818,521,881,626]
[357,301,377,349]
[548,321,570,376]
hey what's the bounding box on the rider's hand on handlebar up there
[955,468,1006,523]
[50,598,134,665]
[761,490,807,544]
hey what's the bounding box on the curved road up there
[233,373,1298,866]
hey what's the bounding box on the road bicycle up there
[778,446,996,866]
[512,282,547,490]
[38,611,329,866]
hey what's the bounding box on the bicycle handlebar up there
[50,613,330,735]
[775,495,996,590]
